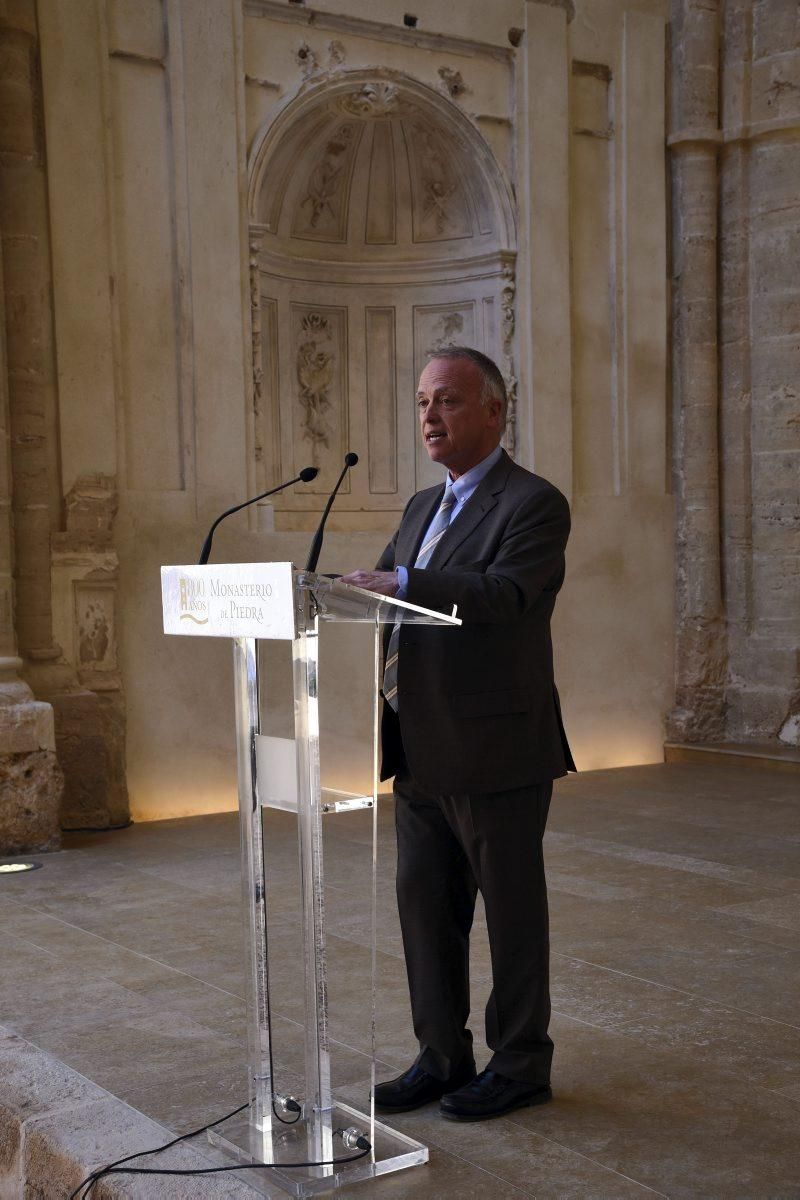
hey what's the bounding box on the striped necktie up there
[382,486,457,713]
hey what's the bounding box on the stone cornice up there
[243,0,514,63]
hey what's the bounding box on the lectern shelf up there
[161,562,460,1198]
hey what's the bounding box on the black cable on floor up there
[69,1099,370,1199]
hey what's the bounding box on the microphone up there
[198,467,318,565]
[305,452,358,573]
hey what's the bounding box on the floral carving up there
[337,82,415,118]
[296,314,334,448]
[249,235,264,463]
[438,67,469,99]
[501,267,516,357]
[79,599,110,667]
[500,264,518,458]
[296,41,318,78]
[427,311,464,355]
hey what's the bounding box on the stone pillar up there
[666,0,728,741]
[0,235,62,853]
[0,0,128,832]
[721,0,800,744]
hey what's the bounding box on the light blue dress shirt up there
[396,443,503,598]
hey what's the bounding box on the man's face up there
[417,357,503,480]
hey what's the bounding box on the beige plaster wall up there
[38,0,672,821]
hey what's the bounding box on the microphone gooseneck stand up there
[305,452,359,573]
[198,466,319,565]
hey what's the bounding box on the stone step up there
[664,741,800,774]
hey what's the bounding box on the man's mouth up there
[426,433,446,442]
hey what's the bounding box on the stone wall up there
[8,0,673,824]
[668,0,800,747]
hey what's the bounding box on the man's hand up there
[339,570,400,597]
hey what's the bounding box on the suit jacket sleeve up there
[403,485,570,624]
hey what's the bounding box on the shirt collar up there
[449,443,503,503]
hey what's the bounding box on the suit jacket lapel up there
[396,484,444,566]
[429,451,513,569]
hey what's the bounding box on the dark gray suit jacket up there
[376,449,576,793]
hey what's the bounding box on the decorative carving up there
[300,125,355,230]
[438,67,468,99]
[500,264,517,458]
[327,40,346,68]
[296,41,318,78]
[427,311,464,354]
[337,81,415,118]
[501,267,515,357]
[77,589,113,670]
[503,371,518,459]
[296,314,335,448]
[249,234,264,465]
[411,124,458,234]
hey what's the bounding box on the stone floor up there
[1,761,799,1198]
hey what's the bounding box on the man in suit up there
[341,347,574,1121]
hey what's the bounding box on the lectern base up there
[208,1100,428,1198]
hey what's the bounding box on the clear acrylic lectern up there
[161,563,460,1197]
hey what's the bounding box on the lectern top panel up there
[297,572,460,627]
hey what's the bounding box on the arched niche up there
[248,71,517,529]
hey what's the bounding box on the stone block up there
[727,684,793,741]
[750,140,800,216]
[0,1028,261,1197]
[0,698,55,754]
[750,54,800,125]
[749,337,800,395]
[753,0,800,64]
[751,383,800,453]
[751,226,800,294]
[51,690,129,830]
[0,749,61,854]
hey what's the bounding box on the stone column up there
[666,0,728,741]
[721,0,800,744]
[0,0,128,833]
[0,234,62,853]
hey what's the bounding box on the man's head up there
[416,347,506,480]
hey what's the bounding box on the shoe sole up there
[440,1087,553,1122]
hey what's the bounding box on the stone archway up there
[247,70,517,529]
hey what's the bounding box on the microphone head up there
[299,466,319,482]
[344,451,359,467]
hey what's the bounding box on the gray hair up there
[425,346,507,426]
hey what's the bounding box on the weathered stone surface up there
[0,697,54,754]
[50,690,128,830]
[0,1027,261,1198]
[0,749,61,853]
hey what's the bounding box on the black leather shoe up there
[440,1069,552,1121]
[374,1059,477,1113]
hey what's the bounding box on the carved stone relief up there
[405,122,469,241]
[337,82,416,119]
[249,233,264,467]
[500,264,517,457]
[289,307,348,490]
[427,310,465,354]
[438,67,469,99]
[292,123,359,241]
[296,313,335,449]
